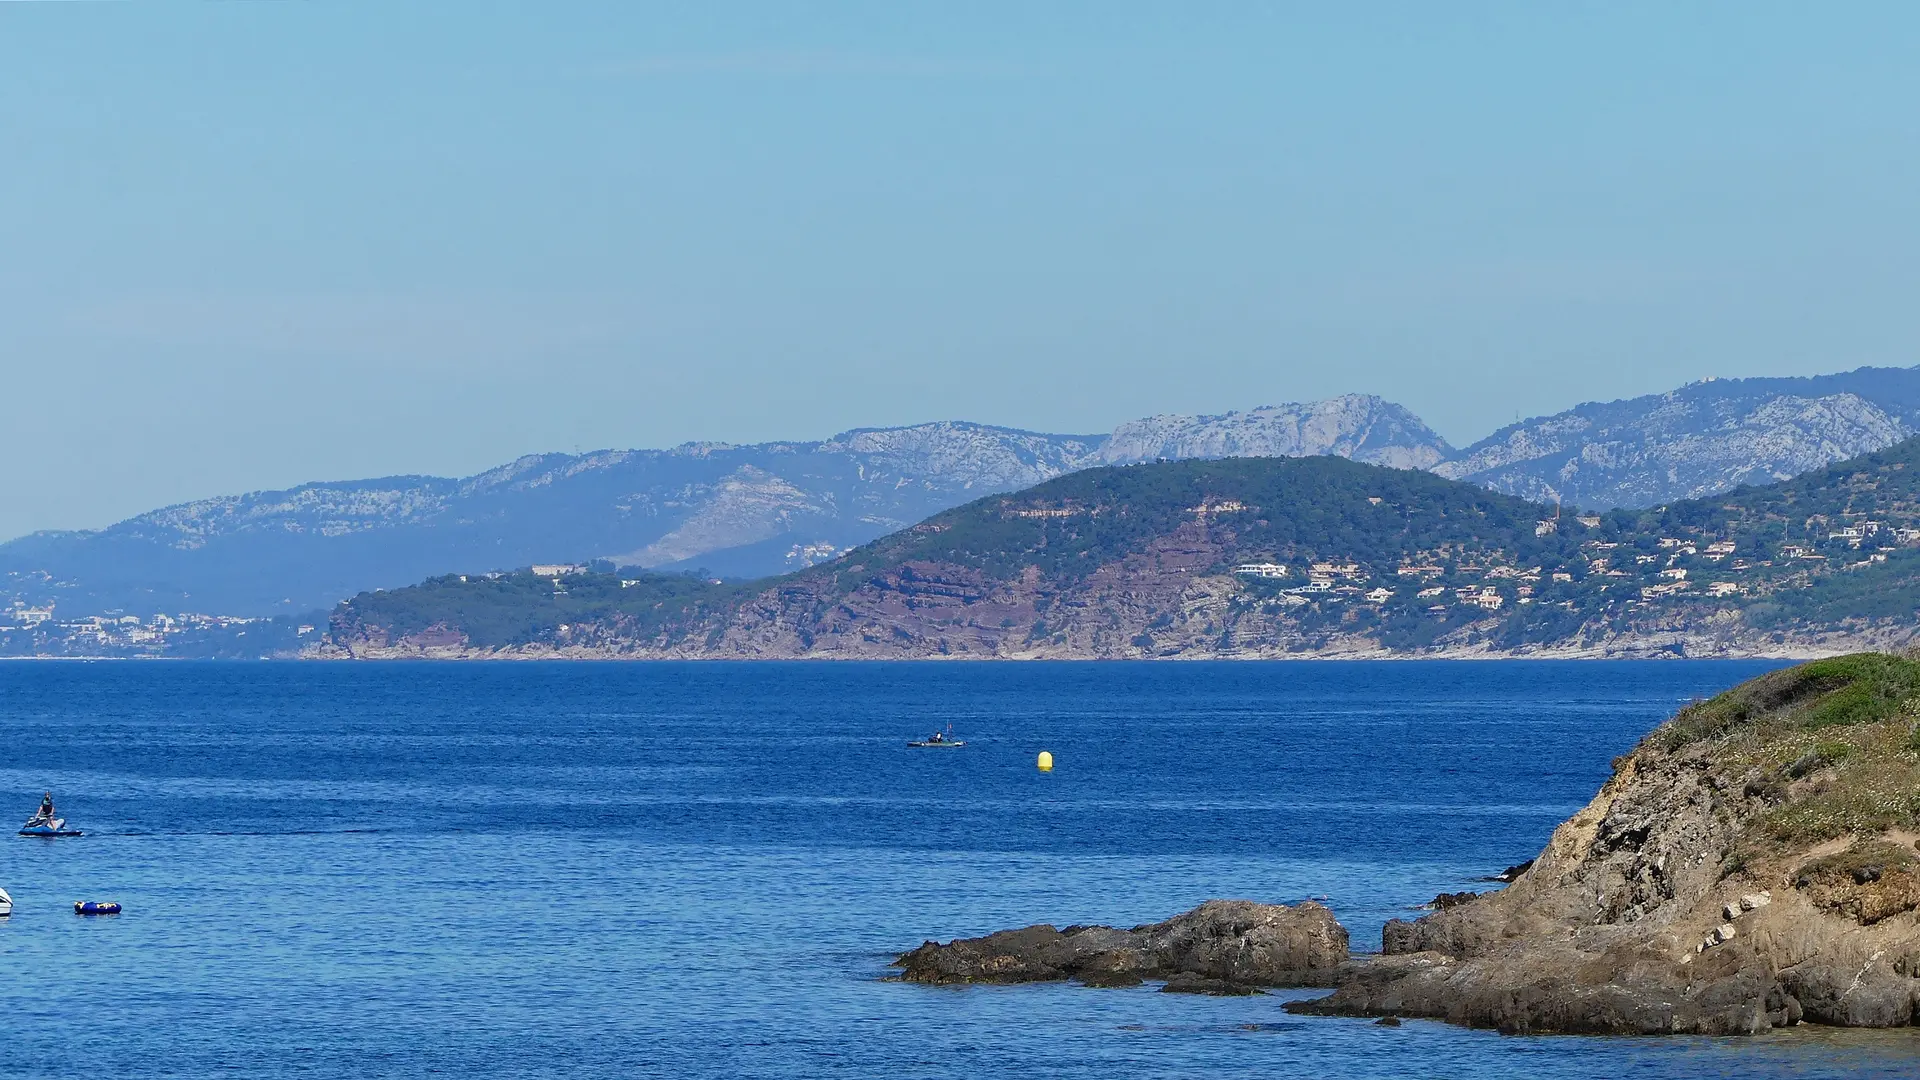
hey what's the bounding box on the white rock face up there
[611,466,832,568]
[1438,384,1920,508]
[121,480,461,548]
[1098,395,1453,470]
[822,422,1101,491]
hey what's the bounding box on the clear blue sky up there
[3,3,1917,540]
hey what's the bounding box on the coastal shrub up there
[1377,615,1442,651]
[1798,658,1920,730]
[1762,771,1920,846]
[1657,653,1920,749]
[1813,741,1854,768]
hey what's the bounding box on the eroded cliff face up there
[690,523,1304,660]
[1291,655,1920,1034]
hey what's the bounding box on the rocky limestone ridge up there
[1099,395,1452,471]
[1285,653,1920,1034]
[892,900,1349,992]
[1437,367,1920,509]
[817,422,1103,491]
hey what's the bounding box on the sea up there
[2,659,1917,1078]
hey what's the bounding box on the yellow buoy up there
[1037,750,1054,772]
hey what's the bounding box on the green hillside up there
[330,569,741,651]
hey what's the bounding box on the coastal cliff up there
[899,655,1920,1035]
[1288,652,1920,1033]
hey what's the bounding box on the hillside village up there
[1188,441,1920,651]
[1232,511,1916,614]
[1,583,313,658]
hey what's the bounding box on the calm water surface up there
[2,659,1916,1077]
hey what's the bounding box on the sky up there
[3,3,1918,540]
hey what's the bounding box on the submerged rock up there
[1159,974,1263,996]
[892,899,1349,991]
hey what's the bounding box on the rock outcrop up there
[893,900,1349,992]
[894,656,1920,1036]
[1289,653,1920,1034]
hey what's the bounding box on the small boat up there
[19,815,82,838]
[907,728,965,748]
[74,901,120,916]
[0,888,11,917]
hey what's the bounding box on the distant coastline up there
[300,638,1866,663]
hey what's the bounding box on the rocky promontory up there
[893,899,1349,992]
[901,654,1920,1035]
[1287,652,1920,1034]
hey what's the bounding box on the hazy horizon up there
[6,3,1918,538]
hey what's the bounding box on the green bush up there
[1659,653,1920,748]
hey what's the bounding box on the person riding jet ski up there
[19,792,79,836]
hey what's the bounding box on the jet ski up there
[907,729,965,748]
[19,812,81,837]
[0,888,11,917]
[74,900,120,916]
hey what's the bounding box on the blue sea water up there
[1,659,1917,1078]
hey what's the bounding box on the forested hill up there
[322,439,1920,659]
[837,455,1575,581]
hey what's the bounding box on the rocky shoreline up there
[892,655,1920,1035]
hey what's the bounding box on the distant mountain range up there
[6,365,1920,619]
[320,434,1920,661]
